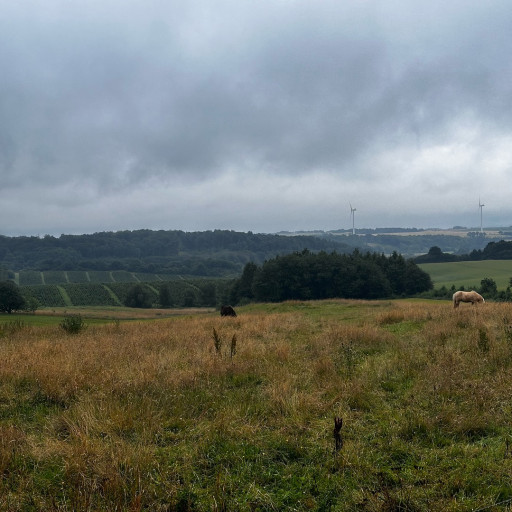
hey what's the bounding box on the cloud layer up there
[1,0,511,235]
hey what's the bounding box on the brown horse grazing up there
[220,305,237,317]
[453,290,485,308]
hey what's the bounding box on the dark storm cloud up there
[1,0,512,234]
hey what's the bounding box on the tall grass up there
[0,299,511,510]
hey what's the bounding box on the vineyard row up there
[11,270,177,286]
[21,279,233,308]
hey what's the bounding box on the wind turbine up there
[350,203,356,235]
[479,198,485,233]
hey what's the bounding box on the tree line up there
[0,249,433,313]
[0,230,350,275]
[415,240,512,263]
[229,249,433,304]
[1,228,501,277]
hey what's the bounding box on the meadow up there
[419,260,512,290]
[1,299,512,510]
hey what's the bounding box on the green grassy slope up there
[419,260,512,290]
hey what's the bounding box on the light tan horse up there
[453,290,485,308]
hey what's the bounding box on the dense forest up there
[0,230,351,276]
[229,249,433,303]
[0,228,503,278]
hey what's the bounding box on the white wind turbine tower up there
[350,203,356,235]
[479,198,485,233]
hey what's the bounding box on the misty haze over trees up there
[0,228,500,277]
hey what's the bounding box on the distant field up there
[419,260,512,290]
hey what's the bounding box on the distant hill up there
[296,227,512,257]
[0,229,353,277]
[1,228,510,280]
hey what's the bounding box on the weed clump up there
[477,328,490,353]
[60,314,87,334]
[0,319,27,336]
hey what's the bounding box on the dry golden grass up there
[1,299,512,510]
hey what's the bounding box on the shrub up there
[0,281,26,313]
[60,315,86,334]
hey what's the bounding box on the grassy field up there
[0,306,216,329]
[419,260,512,290]
[1,299,512,510]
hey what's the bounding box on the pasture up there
[1,299,512,510]
[419,260,512,290]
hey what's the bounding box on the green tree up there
[345,258,392,299]
[428,246,443,259]
[246,249,432,303]
[200,282,217,307]
[403,260,433,295]
[22,295,40,313]
[124,284,153,308]
[480,277,498,298]
[182,289,197,307]
[234,262,258,302]
[0,281,26,313]
[158,283,173,308]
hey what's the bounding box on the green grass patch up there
[0,312,64,327]
[419,260,512,290]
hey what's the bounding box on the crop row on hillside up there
[66,271,90,283]
[18,270,43,286]
[22,285,67,307]
[63,283,121,306]
[20,279,233,308]
[14,270,187,286]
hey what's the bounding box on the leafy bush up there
[60,315,86,334]
[22,294,40,312]
[0,281,26,313]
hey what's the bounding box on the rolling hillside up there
[419,260,512,290]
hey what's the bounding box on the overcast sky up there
[1,0,511,236]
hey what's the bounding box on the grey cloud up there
[1,0,512,234]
